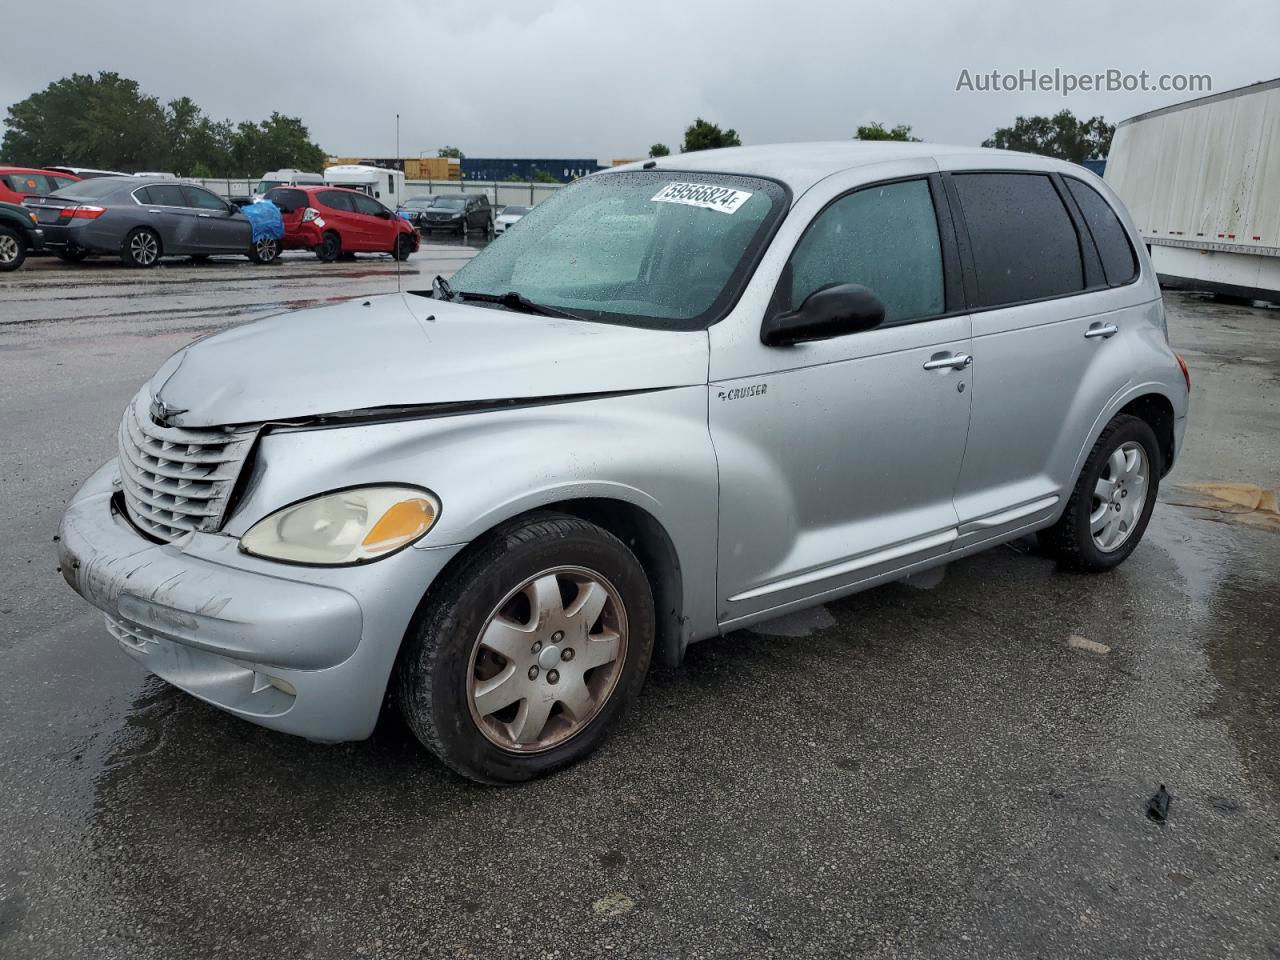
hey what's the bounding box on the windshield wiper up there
[454,290,589,322]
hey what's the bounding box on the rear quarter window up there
[1065,178,1138,286]
[952,172,1084,308]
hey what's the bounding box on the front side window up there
[783,179,945,325]
[352,193,386,216]
[182,186,229,211]
[1065,178,1138,286]
[449,171,786,331]
[952,173,1084,308]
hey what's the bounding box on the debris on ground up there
[592,893,636,917]
[1147,784,1171,823]
[1068,634,1111,655]
[1166,483,1280,533]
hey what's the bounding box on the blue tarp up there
[241,201,284,243]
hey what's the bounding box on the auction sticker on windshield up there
[651,182,753,214]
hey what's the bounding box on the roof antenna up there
[395,111,402,295]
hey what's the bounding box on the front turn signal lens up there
[240,486,439,565]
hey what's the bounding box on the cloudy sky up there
[1,0,1276,161]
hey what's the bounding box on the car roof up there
[608,142,1057,196]
[0,165,80,177]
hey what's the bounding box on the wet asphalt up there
[0,249,1278,959]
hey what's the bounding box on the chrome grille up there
[117,390,257,542]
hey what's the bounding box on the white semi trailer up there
[1105,77,1280,302]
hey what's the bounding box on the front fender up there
[225,386,721,645]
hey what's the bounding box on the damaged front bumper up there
[57,461,463,742]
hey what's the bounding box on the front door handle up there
[197,213,212,218]
[1084,322,1119,340]
[923,353,973,371]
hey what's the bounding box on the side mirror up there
[761,283,886,346]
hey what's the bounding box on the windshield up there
[429,196,467,209]
[402,197,434,208]
[500,205,530,216]
[256,180,284,194]
[448,171,786,331]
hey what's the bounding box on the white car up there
[495,204,530,233]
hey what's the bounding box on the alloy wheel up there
[256,236,278,261]
[130,231,158,266]
[1090,440,1149,552]
[0,234,17,264]
[467,566,628,753]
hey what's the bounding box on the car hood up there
[148,293,709,427]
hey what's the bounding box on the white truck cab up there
[323,164,405,207]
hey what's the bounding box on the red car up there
[265,185,418,261]
[0,166,79,205]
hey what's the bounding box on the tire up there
[1038,414,1161,572]
[121,228,161,268]
[395,512,655,784]
[248,234,279,264]
[315,231,341,262]
[392,233,414,261]
[0,226,26,271]
[55,245,90,264]
[460,219,469,240]
[484,218,495,241]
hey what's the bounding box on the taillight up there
[1175,353,1191,392]
[301,207,319,223]
[57,205,106,220]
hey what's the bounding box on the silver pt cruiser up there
[58,143,1190,783]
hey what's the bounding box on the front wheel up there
[248,234,279,264]
[0,227,26,271]
[121,228,161,268]
[395,513,655,784]
[1038,414,1161,572]
[392,233,415,261]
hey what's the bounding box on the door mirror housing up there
[761,283,886,346]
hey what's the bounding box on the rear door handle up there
[1084,322,1119,339]
[923,353,973,371]
[197,213,212,218]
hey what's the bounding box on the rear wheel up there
[395,513,655,784]
[55,245,90,263]
[315,231,341,262]
[392,233,415,261]
[121,228,161,268]
[461,219,470,240]
[1038,414,1161,572]
[249,234,279,264]
[0,227,26,271]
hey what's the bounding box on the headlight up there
[240,485,440,565]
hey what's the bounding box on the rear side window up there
[318,190,354,212]
[267,188,308,213]
[3,173,62,195]
[952,173,1083,308]
[785,178,945,324]
[1065,178,1138,286]
[146,184,188,207]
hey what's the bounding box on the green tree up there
[438,146,465,159]
[982,110,1114,162]
[649,143,670,158]
[531,169,559,184]
[503,173,524,182]
[855,121,921,142]
[1,72,168,169]
[0,72,326,175]
[680,118,740,153]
